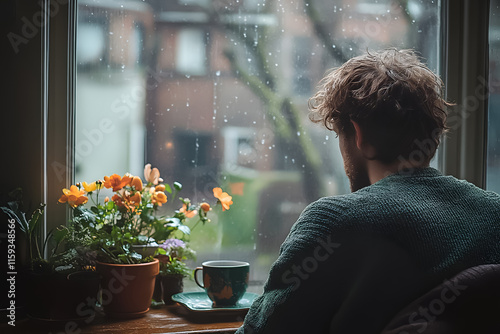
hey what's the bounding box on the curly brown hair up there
[308,49,450,163]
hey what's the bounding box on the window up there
[176,28,207,76]
[73,0,442,291]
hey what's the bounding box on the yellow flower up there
[213,187,233,211]
[180,203,197,218]
[82,181,97,193]
[58,185,88,208]
[103,174,132,192]
[144,163,163,185]
[152,191,167,206]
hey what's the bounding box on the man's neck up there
[366,159,430,185]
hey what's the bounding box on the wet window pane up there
[75,0,441,290]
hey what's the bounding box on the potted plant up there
[59,165,172,318]
[155,238,196,304]
[1,190,99,322]
[60,164,234,315]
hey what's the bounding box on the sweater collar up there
[374,167,442,185]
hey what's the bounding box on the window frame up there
[440,0,489,188]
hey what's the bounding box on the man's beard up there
[344,155,371,192]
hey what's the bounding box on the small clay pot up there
[160,274,184,305]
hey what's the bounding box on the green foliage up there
[1,191,93,274]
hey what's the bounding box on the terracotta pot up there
[96,259,159,318]
[24,270,100,321]
[160,274,184,305]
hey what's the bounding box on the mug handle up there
[194,267,204,288]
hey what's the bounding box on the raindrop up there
[216,70,221,76]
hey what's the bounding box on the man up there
[236,49,500,333]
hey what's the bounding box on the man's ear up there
[351,120,377,159]
[351,120,363,150]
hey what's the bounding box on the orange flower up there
[152,191,167,206]
[111,194,124,207]
[179,203,197,218]
[213,187,233,211]
[103,174,132,191]
[130,176,143,191]
[200,202,211,213]
[155,184,165,192]
[125,192,141,210]
[58,185,88,208]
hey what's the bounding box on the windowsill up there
[2,304,244,334]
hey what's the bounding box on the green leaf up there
[51,226,69,244]
[29,204,45,235]
[164,183,172,194]
[178,225,191,235]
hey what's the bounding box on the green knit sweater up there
[236,168,500,334]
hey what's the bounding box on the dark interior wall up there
[1,1,43,210]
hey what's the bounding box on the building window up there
[176,28,207,76]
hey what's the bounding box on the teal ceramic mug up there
[194,260,250,307]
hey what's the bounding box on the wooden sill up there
[1,304,245,334]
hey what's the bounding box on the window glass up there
[488,0,500,192]
[76,0,441,291]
